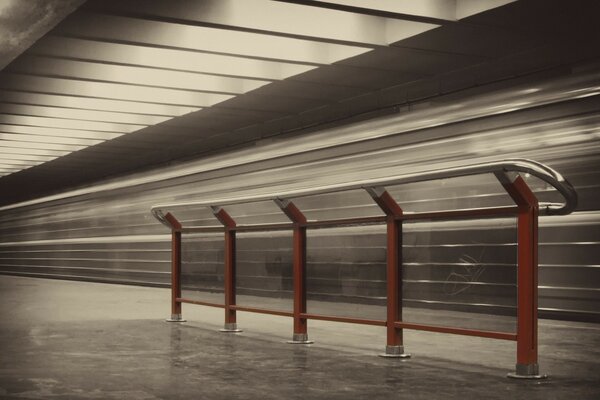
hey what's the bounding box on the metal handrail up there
[153,157,577,378]
[151,158,578,227]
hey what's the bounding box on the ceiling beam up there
[10,56,273,94]
[30,36,318,81]
[0,90,200,116]
[0,147,70,157]
[280,0,516,22]
[0,153,57,163]
[0,74,235,107]
[54,13,371,64]
[0,104,171,125]
[0,124,123,140]
[0,139,86,151]
[0,133,105,146]
[82,0,440,46]
[0,160,41,168]
[0,114,144,133]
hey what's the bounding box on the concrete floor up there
[0,276,599,399]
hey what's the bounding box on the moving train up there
[1,69,599,325]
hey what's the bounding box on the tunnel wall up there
[1,71,599,322]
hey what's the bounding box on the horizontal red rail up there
[395,321,517,341]
[179,297,516,340]
[301,312,387,327]
[177,207,519,234]
[178,298,225,308]
[304,216,387,228]
[179,226,224,233]
[230,305,293,317]
[403,206,519,221]
[179,298,516,340]
[229,223,293,232]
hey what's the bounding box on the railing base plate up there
[507,372,548,380]
[378,353,412,359]
[379,345,411,359]
[219,323,242,333]
[166,314,186,322]
[507,363,547,379]
[287,333,313,344]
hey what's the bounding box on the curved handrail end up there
[151,206,173,228]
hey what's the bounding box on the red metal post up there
[164,212,185,322]
[290,225,311,343]
[365,187,410,358]
[496,173,545,378]
[212,206,242,332]
[274,198,313,344]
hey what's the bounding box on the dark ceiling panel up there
[175,107,286,125]
[290,64,425,91]
[395,22,536,58]
[465,0,600,39]
[338,46,486,74]
[207,93,327,114]
[243,80,365,101]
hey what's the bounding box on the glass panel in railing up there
[180,232,224,305]
[385,173,514,213]
[235,231,293,312]
[538,215,600,319]
[290,189,383,221]
[520,173,568,206]
[159,204,219,227]
[221,200,290,225]
[306,225,387,321]
[402,218,517,333]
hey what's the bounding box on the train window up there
[520,173,568,206]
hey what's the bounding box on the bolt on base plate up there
[507,363,548,379]
[286,333,313,344]
[165,314,186,322]
[219,323,242,333]
[378,345,411,359]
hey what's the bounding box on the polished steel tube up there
[151,158,577,224]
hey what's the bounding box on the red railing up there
[151,159,577,378]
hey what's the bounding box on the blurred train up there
[0,68,599,325]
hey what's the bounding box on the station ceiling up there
[0,0,599,206]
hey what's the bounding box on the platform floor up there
[0,275,599,399]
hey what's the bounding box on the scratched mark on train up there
[443,247,486,296]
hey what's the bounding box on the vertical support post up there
[366,187,410,358]
[164,212,186,322]
[275,198,313,344]
[496,173,546,379]
[212,206,242,333]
